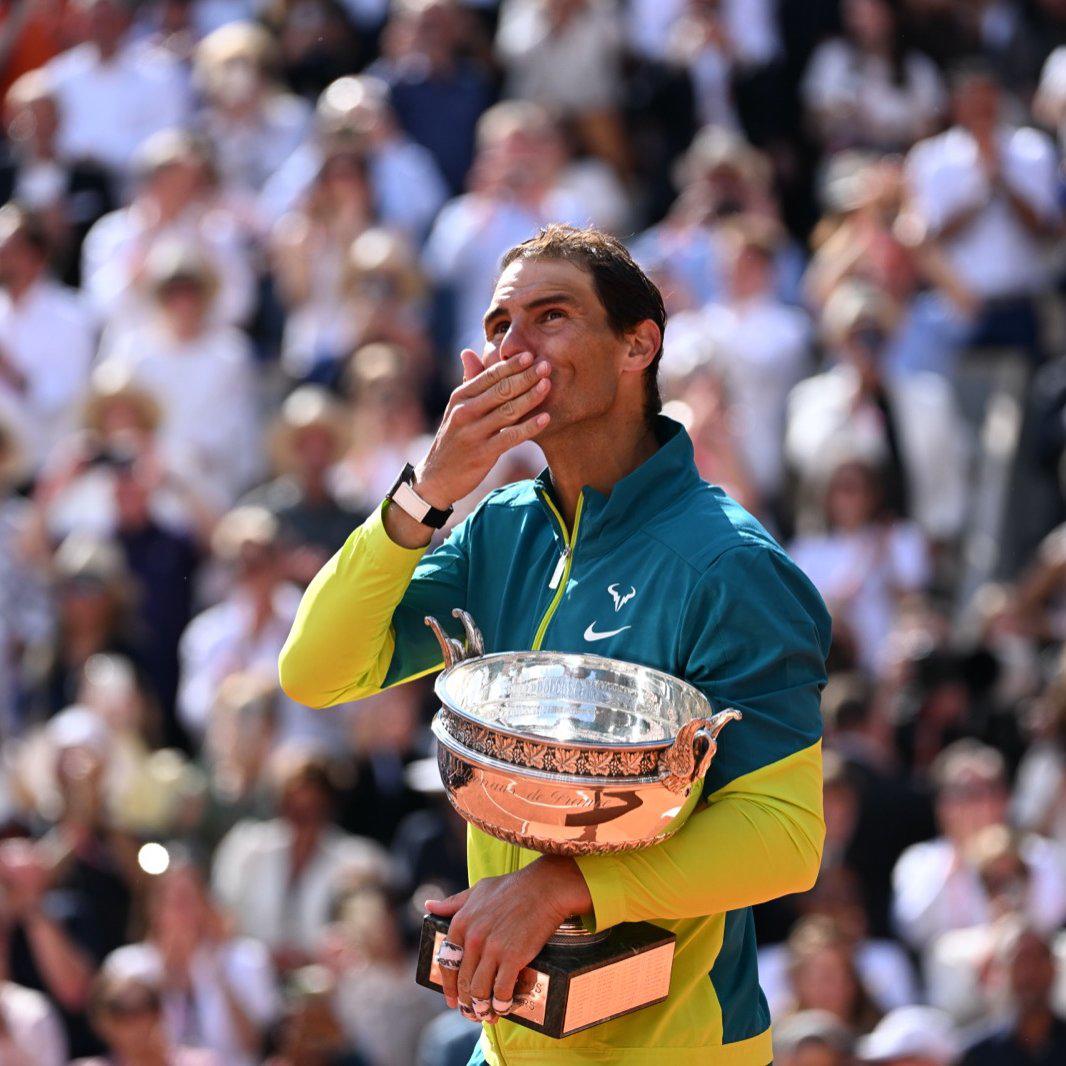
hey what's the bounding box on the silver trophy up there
[415,609,740,1038]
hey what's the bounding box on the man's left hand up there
[425,855,594,1022]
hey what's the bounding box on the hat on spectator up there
[48,705,111,757]
[821,280,899,344]
[132,127,213,182]
[194,20,279,99]
[315,75,388,143]
[144,241,220,304]
[270,385,351,473]
[773,1009,854,1057]
[54,532,135,604]
[211,505,280,564]
[857,1006,958,1063]
[84,361,162,435]
[673,125,771,191]
[345,227,427,302]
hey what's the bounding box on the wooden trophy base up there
[415,912,676,1039]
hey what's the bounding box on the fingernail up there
[519,352,534,365]
[445,996,457,1009]
[536,361,551,374]
[537,378,549,392]
[537,413,550,426]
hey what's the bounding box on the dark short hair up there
[499,224,667,424]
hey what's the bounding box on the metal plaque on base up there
[416,913,676,1039]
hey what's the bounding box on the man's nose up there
[498,321,531,361]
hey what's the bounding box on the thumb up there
[425,888,471,917]
[459,348,483,382]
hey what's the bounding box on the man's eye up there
[490,321,509,338]
[542,309,564,322]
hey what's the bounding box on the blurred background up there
[0,1,1061,1064]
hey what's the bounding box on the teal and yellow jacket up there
[279,417,831,1066]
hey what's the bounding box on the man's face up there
[482,258,638,439]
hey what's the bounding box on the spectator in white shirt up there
[45,0,189,180]
[905,63,1061,356]
[104,852,279,1066]
[0,980,67,1066]
[1034,45,1066,150]
[177,506,348,748]
[258,75,448,240]
[0,205,97,470]
[211,747,390,971]
[790,456,931,678]
[667,221,811,504]
[192,22,311,203]
[422,101,596,356]
[802,0,945,153]
[786,281,970,543]
[83,128,256,350]
[99,244,261,504]
[891,741,1066,953]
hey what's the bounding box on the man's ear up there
[624,320,662,374]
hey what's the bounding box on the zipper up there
[531,492,583,650]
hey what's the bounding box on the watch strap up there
[386,463,453,529]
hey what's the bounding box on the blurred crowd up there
[0,0,1061,1064]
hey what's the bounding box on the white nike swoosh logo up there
[583,623,632,642]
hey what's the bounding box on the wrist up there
[533,855,593,920]
[411,464,454,512]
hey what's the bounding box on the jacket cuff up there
[574,854,628,932]
[364,500,432,569]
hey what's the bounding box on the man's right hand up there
[383,349,552,548]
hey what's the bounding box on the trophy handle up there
[660,709,742,794]
[425,610,485,668]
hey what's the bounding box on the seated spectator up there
[773,1009,855,1066]
[959,921,1066,1066]
[802,0,944,153]
[82,128,255,348]
[667,220,811,506]
[777,915,882,1034]
[177,505,346,746]
[74,968,221,1066]
[905,63,1060,357]
[196,672,281,848]
[661,361,762,518]
[422,100,592,355]
[332,342,430,504]
[211,748,389,973]
[192,21,311,205]
[856,1005,958,1065]
[44,0,189,181]
[664,0,742,132]
[34,361,222,546]
[260,75,449,239]
[99,244,262,504]
[328,883,442,1066]
[244,385,367,586]
[631,125,802,314]
[0,70,116,286]
[264,964,366,1066]
[790,456,931,678]
[0,706,136,1057]
[30,533,150,718]
[496,0,628,174]
[271,144,377,380]
[806,155,975,380]
[372,0,495,194]
[105,850,279,1066]
[0,414,53,737]
[891,740,1066,953]
[0,976,66,1066]
[786,281,970,544]
[0,204,97,471]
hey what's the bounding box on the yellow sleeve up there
[278,503,432,708]
[574,740,824,931]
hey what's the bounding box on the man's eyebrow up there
[483,292,579,330]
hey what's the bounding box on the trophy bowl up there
[416,610,742,1038]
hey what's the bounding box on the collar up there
[534,416,702,558]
